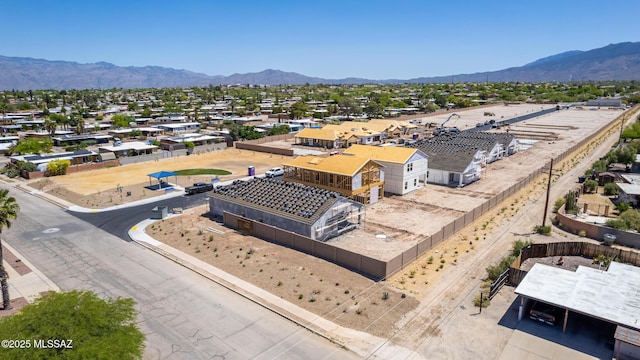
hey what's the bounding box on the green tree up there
[184,141,195,154]
[604,182,618,196]
[583,179,598,194]
[0,99,9,119]
[289,101,308,120]
[13,138,53,155]
[0,290,145,359]
[338,97,360,119]
[111,114,134,128]
[588,159,608,174]
[266,125,290,136]
[363,101,384,119]
[0,189,19,310]
[44,118,57,137]
[140,105,152,118]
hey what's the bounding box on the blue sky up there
[3,1,639,79]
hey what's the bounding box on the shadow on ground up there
[498,294,615,359]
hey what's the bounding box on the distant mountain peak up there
[524,50,584,67]
[1,41,639,90]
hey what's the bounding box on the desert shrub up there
[46,159,70,176]
[485,255,516,281]
[17,160,36,173]
[604,182,618,196]
[552,198,565,213]
[619,209,640,232]
[616,202,630,213]
[5,167,20,178]
[473,292,490,308]
[583,179,598,194]
[564,191,578,213]
[512,239,533,256]
[534,225,552,235]
[606,218,628,230]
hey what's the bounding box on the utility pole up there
[542,158,554,228]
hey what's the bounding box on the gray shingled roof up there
[210,178,341,222]
[406,132,515,173]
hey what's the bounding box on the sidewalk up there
[1,241,59,318]
[16,184,187,213]
[4,175,390,356]
[128,218,393,358]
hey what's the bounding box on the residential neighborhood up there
[1,77,640,359]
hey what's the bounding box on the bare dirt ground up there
[145,206,419,338]
[326,106,626,262]
[31,148,289,195]
[13,105,639,358]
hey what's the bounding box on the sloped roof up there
[428,131,516,152]
[148,171,177,179]
[343,144,427,164]
[283,154,383,176]
[210,177,343,224]
[368,119,418,129]
[323,123,385,136]
[294,127,339,141]
[425,149,478,173]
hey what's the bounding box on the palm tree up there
[44,118,57,137]
[0,189,19,310]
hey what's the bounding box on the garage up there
[515,262,640,359]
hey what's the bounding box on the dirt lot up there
[326,106,626,261]
[30,148,289,196]
[144,206,419,338]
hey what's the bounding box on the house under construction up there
[282,154,385,204]
[208,178,363,241]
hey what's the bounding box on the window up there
[414,179,417,186]
[407,163,413,172]
[404,181,408,190]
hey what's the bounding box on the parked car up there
[529,301,560,326]
[185,182,214,195]
[265,167,284,177]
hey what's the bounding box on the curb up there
[128,232,345,350]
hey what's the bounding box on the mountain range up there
[1,42,639,90]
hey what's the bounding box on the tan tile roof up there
[283,154,381,176]
[343,144,424,164]
[323,123,385,135]
[294,128,339,141]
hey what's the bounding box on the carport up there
[147,171,178,189]
[515,262,640,358]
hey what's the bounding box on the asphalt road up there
[71,175,285,242]
[71,192,209,241]
[3,186,357,360]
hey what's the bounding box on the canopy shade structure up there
[147,171,178,189]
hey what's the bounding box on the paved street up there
[2,187,357,360]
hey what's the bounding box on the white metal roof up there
[515,262,640,330]
[153,123,200,129]
[99,141,157,152]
